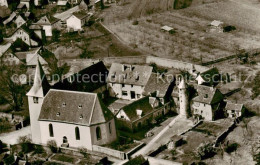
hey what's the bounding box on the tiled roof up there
[107,63,152,86]
[192,85,223,104]
[53,61,108,92]
[26,54,48,66]
[39,90,114,126]
[143,73,175,99]
[36,15,59,25]
[121,94,161,121]
[3,12,16,25]
[225,102,243,111]
[53,6,79,21]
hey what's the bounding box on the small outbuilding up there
[225,102,245,118]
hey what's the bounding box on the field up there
[101,0,260,63]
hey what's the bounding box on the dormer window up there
[79,115,83,119]
[33,97,38,104]
[78,104,82,109]
[136,110,142,118]
[56,112,60,116]
[111,73,116,79]
[62,102,66,107]
[122,84,125,88]
[204,94,208,98]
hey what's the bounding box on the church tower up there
[178,78,188,118]
[26,60,50,144]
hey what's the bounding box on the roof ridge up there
[49,89,98,95]
[89,94,97,125]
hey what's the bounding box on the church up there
[26,60,117,150]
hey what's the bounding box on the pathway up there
[0,126,31,145]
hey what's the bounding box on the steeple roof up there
[26,59,50,97]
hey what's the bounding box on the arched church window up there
[75,127,80,140]
[49,124,54,137]
[96,127,101,140]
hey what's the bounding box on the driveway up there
[0,126,31,145]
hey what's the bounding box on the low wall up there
[126,140,145,158]
[146,56,209,72]
[92,145,126,160]
[103,56,147,65]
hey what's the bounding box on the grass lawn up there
[0,118,13,134]
[51,154,78,164]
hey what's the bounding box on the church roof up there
[26,59,50,97]
[38,89,114,126]
[53,61,108,93]
[107,63,152,86]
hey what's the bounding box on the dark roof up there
[36,15,59,25]
[39,90,114,126]
[121,94,162,121]
[53,61,108,92]
[225,102,244,111]
[143,73,175,99]
[107,63,152,86]
[192,85,223,104]
[198,67,220,86]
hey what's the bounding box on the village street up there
[0,126,31,145]
[132,115,194,157]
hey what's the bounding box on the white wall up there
[43,25,52,37]
[108,83,143,100]
[28,96,44,144]
[39,121,93,150]
[66,16,82,31]
[192,102,213,121]
[12,29,31,46]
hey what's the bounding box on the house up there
[196,67,220,86]
[143,73,176,106]
[9,25,41,46]
[27,61,117,149]
[0,0,8,7]
[57,0,69,8]
[14,14,27,28]
[116,93,170,131]
[29,24,44,39]
[53,61,108,93]
[107,63,153,100]
[161,25,174,33]
[209,20,224,33]
[35,15,60,37]
[19,0,30,9]
[192,85,224,121]
[3,12,16,25]
[0,45,21,65]
[66,11,91,31]
[225,102,245,118]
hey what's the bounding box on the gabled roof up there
[17,3,27,9]
[53,5,79,21]
[107,63,152,86]
[36,15,60,25]
[225,102,244,111]
[38,90,114,126]
[26,59,50,97]
[192,85,223,105]
[15,47,42,62]
[143,73,175,99]
[210,20,223,27]
[121,94,162,121]
[72,11,89,20]
[0,42,12,57]
[53,61,108,92]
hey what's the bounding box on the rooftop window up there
[56,112,60,116]
[78,104,82,109]
[62,102,66,107]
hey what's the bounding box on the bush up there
[33,145,45,155]
[4,155,15,165]
[132,20,139,25]
[223,26,236,32]
[0,140,7,154]
[18,136,34,153]
[47,140,58,153]
[79,50,94,59]
[225,143,239,154]
[175,139,187,147]
[52,29,61,42]
[79,147,88,158]
[197,143,216,160]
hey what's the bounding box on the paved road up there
[0,126,31,145]
[132,115,193,157]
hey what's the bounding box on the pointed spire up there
[178,78,187,89]
[26,59,50,97]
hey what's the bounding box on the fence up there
[126,140,145,158]
[92,145,126,160]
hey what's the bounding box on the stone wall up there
[92,145,126,160]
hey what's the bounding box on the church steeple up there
[178,78,188,118]
[26,59,50,98]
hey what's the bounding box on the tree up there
[52,29,60,42]
[196,143,216,160]
[0,64,27,111]
[0,30,3,43]
[0,140,8,154]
